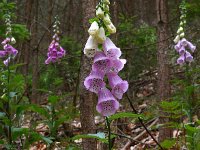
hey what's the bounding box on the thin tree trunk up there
[156,0,172,142]
[79,0,97,150]
[31,0,39,104]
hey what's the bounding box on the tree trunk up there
[79,0,97,150]
[156,0,172,142]
[31,0,39,104]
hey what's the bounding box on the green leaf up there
[108,112,143,121]
[48,95,59,104]
[160,139,176,149]
[12,128,29,140]
[72,132,108,143]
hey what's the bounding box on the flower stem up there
[106,117,112,150]
[6,62,12,146]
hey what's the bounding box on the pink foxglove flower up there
[107,72,128,100]
[96,88,119,116]
[103,38,121,59]
[110,59,126,73]
[92,52,112,73]
[177,54,185,65]
[84,70,106,93]
[185,51,193,62]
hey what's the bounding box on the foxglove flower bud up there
[88,21,99,36]
[177,27,183,34]
[10,37,16,44]
[96,7,104,18]
[95,27,106,43]
[84,36,98,57]
[173,35,180,44]
[103,14,111,25]
[106,22,116,34]
[103,0,110,5]
[180,32,185,38]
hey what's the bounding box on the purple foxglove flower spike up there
[92,51,112,73]
[96,88,119,116]
[185,51,193,62]
[103,37,121,59]
[107,72,128,99]
[84,70,106,93]
[110,59,126,73]
[177,54,185,65]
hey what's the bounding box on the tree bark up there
[79,0,97,150]
[31,0,39,104]
[156,0,172,142]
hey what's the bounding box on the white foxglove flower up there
[103,0,110,5]
[180,21,184,26]
[173,35,180,44]
[103,14,111,25]
[106,23,116,34]
[95,27,106,43]
[84,36,98,58]
[88,21,99,36]
[96,7,104,18]
[177,27,183,34]
[180,32,185,38]
[11,37,16,44]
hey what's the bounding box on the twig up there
[126,93,164,150]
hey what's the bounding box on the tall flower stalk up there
[174,0,196,65]
[45,16,66,64]
[0,13,18,146]
[83,0,128,149]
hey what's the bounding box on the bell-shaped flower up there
[88,21,99,36]
[96,7,104,18]
[103,38,121,59]
[96,88,119,116]
[180,38,188,47]
[174,41,181,51]
[0,51,7,58]
[95,27,106,43]
[187,41,196,53]
[4,44,18,57]
[106,22,116,34]
[84,70,106,93]
[92,52,112,73]
[110,59,126,73]
[107,72,129,99]
[3,57,11,66]
[185,51,193,62]
[1,38,10,45]
[84,36,98,57]
[177,54,185,65]
[173,35,180,44]
[178,46,185,55]
[103,14,111,25]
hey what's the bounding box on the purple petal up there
[92,52,112,73]
[103,38,121,59]
[3,57,11,66]
[174,41,181,52]
[84,70,105,93]
[111,80,129,99]
[107,72,123,88]
[180,38,188,47]
[0,51,7,58]
[45,57,51,64]
[185,51,193,62]
[187,41,196,53]
[178,46,185,55]
[110,59,126,73]
[96,88,119,116]
[177,54,185,65]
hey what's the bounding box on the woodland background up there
[0,0,200,149]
